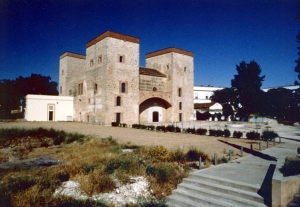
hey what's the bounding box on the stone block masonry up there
[59,30,194,125]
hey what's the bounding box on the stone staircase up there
[166,171,266,207]
[288,190,300,207]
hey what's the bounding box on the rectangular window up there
[78,83,83,95]
[94,83,98,93]
[60,86,62,94]
[90,59,94,67]
[179,113,182,122]
[178,88,182,97]
[98,55,102,64]
[119,55,124,63]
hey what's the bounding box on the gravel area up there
[0,121,287,158]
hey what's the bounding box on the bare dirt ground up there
[0,121,278,160]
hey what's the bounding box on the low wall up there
[272,156,300,207]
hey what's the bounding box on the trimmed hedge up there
[246,131,260,140]
[261,130,278,141]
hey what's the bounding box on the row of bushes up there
[121,123,279,141]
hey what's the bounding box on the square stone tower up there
[145,48,194,122]
[59,31,140,125]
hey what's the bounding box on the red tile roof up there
[139,67,167,78]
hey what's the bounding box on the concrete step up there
[177,182,265,207]
[167,189,229,207]
[182,177,264,203]
[188,171,260,193]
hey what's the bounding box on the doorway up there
[48,104,55,121]
[116,113,121,124]
[152,111,159,122]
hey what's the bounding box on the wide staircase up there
[166,171,266,207]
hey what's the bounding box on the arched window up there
[121,83,126,93]
[179,102,182,110]
[178,88,182,97]
[116,96,121,106]
[153,87,157,91]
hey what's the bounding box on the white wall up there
[25,95,73,121]
[194,86,224,104]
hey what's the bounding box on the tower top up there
[146,47,194,59]
[86,31,140,48]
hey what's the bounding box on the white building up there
[24,95,73,121]
[262,85,300,92]
[193,86,224,120]
[194,86,224,104]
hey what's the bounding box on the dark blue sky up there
[1,0,299,88]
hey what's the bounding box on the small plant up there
[166,125,175,132]
[156,126,167,132]
[170,149,186,163]
[111,122,119,127]
[233,131,243,138]
[186,128,196,134]
[196,128,207,135]
[223,129,231,137]
[261,130,278,141]
[280,157,300,177]
[208,129,216,136]
[246,131,260,140]
[215,129,224,137]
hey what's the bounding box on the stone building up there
[59,31,194,125]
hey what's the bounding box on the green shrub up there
[246,131,260,140]
[64,132,85,144]
[111,122,119,127]
[196,128,207,135]
[280,157,300,177]
[156,126,167,132]
[186,148,209,162]
[208,129,216,136]
[261,130,278,141]
[215,129,224,137]
[155,163,173,183]
[186,128,196,134]
[166,125,175,132]
[233,131,243,138]
[170,149,186,163]
[223,129,231,137]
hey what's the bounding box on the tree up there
[0,74,58,118]
[231,60,265,117]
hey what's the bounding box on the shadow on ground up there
[218,140,277,161]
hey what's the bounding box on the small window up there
[178,88,182,97]
[179,113,182,122]
[119,55,124,63]
[121,83,126,93]
[195,93,198,99]
[94,83,98,93]
[98,55,102,64]
[61,70,64,75]
[179,102,182,110]
[166,64,169,70]
[69,90,72,96]
[60,86,62,94]
[184,67,186,72]
[88,98,91,104]
[78,83,83,95]
[206,96,208,99]
[90,59,94,67]
[116,96,121,106]
[153,87,157,91]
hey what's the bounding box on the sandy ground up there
[0,121,283,159]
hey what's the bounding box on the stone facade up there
[59,31,194,125]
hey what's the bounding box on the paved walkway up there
[195,141,298,187]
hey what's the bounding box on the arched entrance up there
[139,98,172,123]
